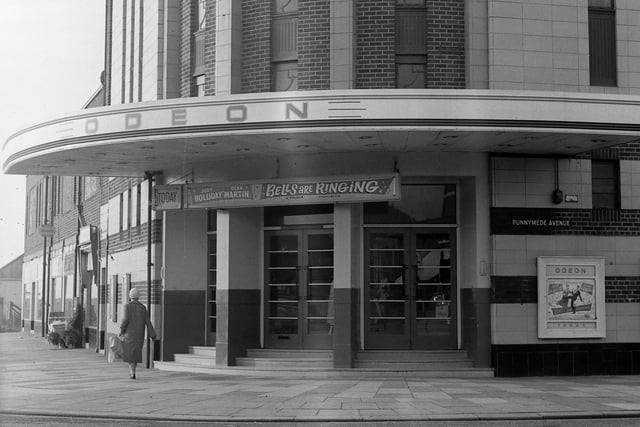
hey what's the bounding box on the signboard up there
[187,174,400,208]
[537,256,605,339]
[153,174,400,210]
[153,185,183,210]
[491,208,573,235]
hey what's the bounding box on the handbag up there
[107,335,124,364]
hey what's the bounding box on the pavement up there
[1,332,640,424]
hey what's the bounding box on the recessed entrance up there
[365,228,457,349]
[265,229,334,349]
[363,183,458,350]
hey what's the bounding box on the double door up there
[265,229,334,349]
[365,228,456,349]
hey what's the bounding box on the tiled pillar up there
[215,208,262,366]
[332,204,361,368]
[215,0,242,95]
[162,209,207,361]
[330,0,356,89]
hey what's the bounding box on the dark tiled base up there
[492,343,640,376]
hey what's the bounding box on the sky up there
[0,2,105,268]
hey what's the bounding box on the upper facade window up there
[193,0,207,79]
[588,0,617,86]
[592,160,619,209]
[272,0,298,91]
[198,0,207,30]
[396,0,427,88]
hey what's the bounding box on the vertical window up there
[396,0,427,88]
[119,193,124,231]
[198,0,207,30]
[28,186,37,235]
[83,177,99,200]
[272,0,298,91]
[136,183,142,226]
[62,177,75,213]
[589,0,616,86]
[193,0,206,91]
[111,275,119,322]
[126,189,131,230]
[207,210,217,341]
[195,75,206,96]
[592,160,619,209]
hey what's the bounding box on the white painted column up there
[215,0,243,95]
[330,0,356,89]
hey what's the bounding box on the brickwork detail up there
[104,279,162,305]
[101,219,163,255]
[298,0,331,90]
[180,0,197,97]
[242,0,272,93]
[356,0,395,88]
[577,141,640,161]
[203,0,216,95]
[606,277,640,303]
[491,275,640,304]
[426,0,465,88]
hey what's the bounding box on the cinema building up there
[5,0,640,376]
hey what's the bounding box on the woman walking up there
[120,287,156,379]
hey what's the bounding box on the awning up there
[3,89,640,177]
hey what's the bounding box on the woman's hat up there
[129,288,140,299]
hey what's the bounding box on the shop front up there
[157,166,488,368]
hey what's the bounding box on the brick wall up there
[356,0,395,89]
[241,0,271,93]
[102,219,163,254]
[579,142,640,161]
[180,0,197,97]
[492,276,640,304]
[298,0,331,90]
[426,0,465,88]
[203,0,216,95]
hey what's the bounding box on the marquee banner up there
[180,173,400,209]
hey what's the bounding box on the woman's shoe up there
[129,374,136,380]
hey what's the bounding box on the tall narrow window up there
[396,0,427,88]
[272,0,298,91]
[589,0,616,86]
[592,160,619,209]
[193,0,206,91]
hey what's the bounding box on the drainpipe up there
[41,176,49,337]
[145,172,155,368]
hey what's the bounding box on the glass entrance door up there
[265,229,334,349]
[365,228,456,349]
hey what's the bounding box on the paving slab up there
[1,332,640,423]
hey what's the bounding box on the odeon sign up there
[81,102,310,135]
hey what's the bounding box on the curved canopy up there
[3,89,640,177]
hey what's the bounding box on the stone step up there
[189,346,216,357]
[356,350,470,361]
[174,353,216,367]
[246,349,333,359]
[354,360,473,370]
[236,357,333,368]
[154,362,494,378]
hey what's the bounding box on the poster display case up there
[537,256,606,339]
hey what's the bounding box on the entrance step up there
[166,346,216,367]
[237,349,333,368]
[154,348,494,378]
[354,350,476,370]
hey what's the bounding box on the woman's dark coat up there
[120,299,156,363]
